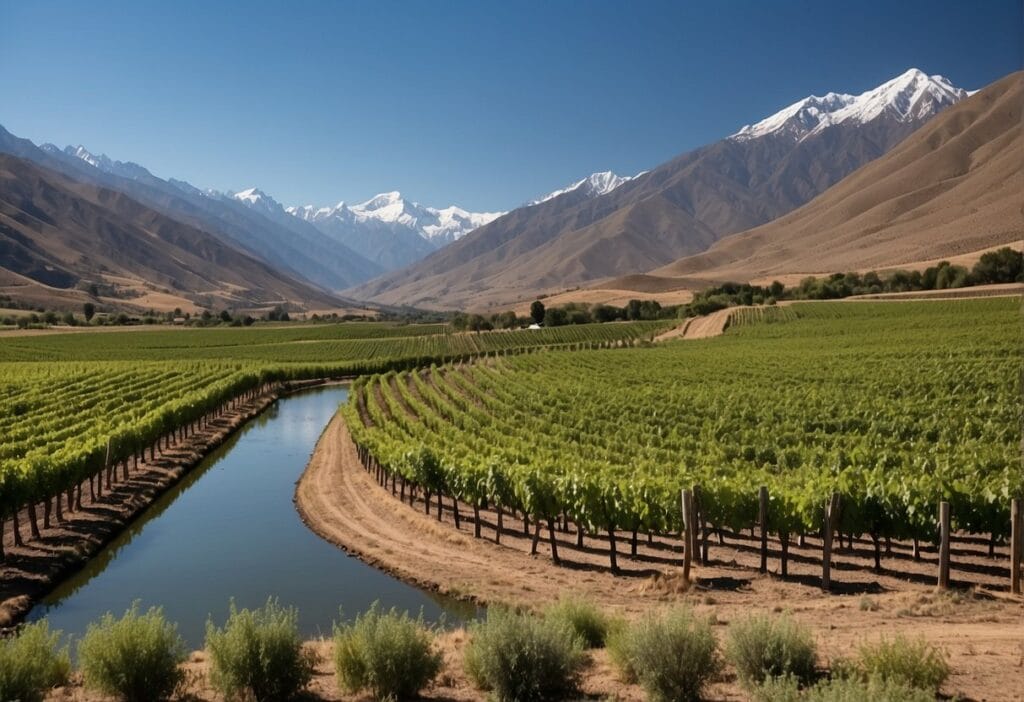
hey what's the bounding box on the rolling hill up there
[0,153,342,312]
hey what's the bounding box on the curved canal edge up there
[0,379,334,629]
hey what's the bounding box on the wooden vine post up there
[822,491,841,591]
[681,488,695,583]
[1011,497,1022,595]
[938,501,951,590]
[758,486,769,573]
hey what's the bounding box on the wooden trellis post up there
[938,501,951,590]
[758,486,769,573]
[1011,497,1021,595]
[822,492,841,591]
[681,488,695,583]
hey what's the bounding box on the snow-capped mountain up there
[530,170,642,206]
[732,68,968,142]
[285,192,503,270]
[352,67,973,309]
[40,144,154,181]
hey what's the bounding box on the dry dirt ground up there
[293,415,1024,702]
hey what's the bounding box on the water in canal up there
[28,386,476,648]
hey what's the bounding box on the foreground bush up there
[333,603,442,700]
[205,598,317,701]
[77,604,185,702]
[725,613,818,688]
[753,674,934,702]
[464,607,584,701]
[857,635,949,692]
[0,620,70,702]
[607,606,721,702]
[543,596,610,648]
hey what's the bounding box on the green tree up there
[530,300,545,325]
[83,302,96,321]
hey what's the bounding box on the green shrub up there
[464,607,584,701]
[725,613,817,688]
[205,599,317,701]
[0,620,70,702]
[333,602,442,700]
[542,596,610,648]
[605,617,637,683]
[77,603,185,702]
[857,635,949,692]
[607,606,721,702]
[753,674,934,702]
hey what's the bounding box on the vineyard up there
[344,298,1023,584]
[0,320,666,553]
[0,320,668,362]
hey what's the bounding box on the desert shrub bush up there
[77,603,185,702]
[857,635,949,692]
[0,620,70,702]
[607,606,721,702]
[542,596,610,648]
[205,598,317,702]
[753,674,934,702]
[725,613,817,688]
[333,602,442,700]
[464,607,584,701]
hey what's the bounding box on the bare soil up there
[294,414,1024,701]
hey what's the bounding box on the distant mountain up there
[0,129,381,291]
[653,72,1023,281]
[286,192,503,271]
[529,171,642,206]
[350,68,971,310]
[0,153,341,312]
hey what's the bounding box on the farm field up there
[0,319,666,560]
[345,298,1021,577]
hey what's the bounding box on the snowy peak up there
[731,68,968,142]
[531,170,642,205]
[43,143,153,180]
[287,192,503,246]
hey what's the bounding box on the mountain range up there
[285,192,503,270]
[2,67,1018,316]
[0,152,339,313]
[350,69,974,309]
[652,71,1023,282]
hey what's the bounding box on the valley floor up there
[294,414,1024,701]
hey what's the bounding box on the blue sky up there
[1,1,1020,211]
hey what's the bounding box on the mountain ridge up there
[349,68,972,309]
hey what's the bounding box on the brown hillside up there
[0,154,341,312]
[654,72,1024,281]
[351,75,963,310]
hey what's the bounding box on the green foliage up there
[530,300,546,325]
[333,603,442,701]
[464,607,584,701]
[753,674,935,702]
[542,596,610,648]
[725,613,818,687]
[77,603,185,702]
[607,607,721,702]
[0,620,70,702]
[856,635,949,692]
[350,298,1020,554]
[205,599,317,702]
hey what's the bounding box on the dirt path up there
[655,306,749,342]
[296,414,1024,701]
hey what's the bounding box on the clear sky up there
[1,0,1020,212]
